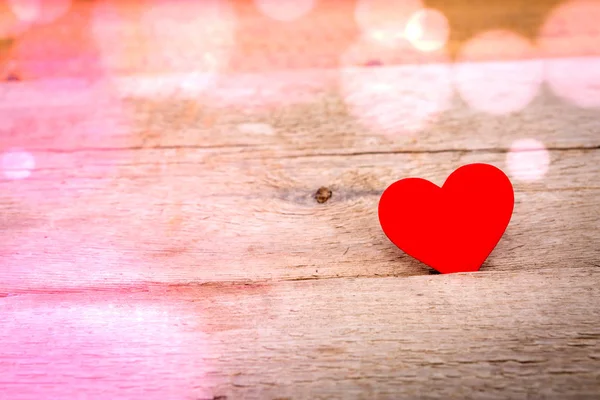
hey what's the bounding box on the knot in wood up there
[315,187,332,204]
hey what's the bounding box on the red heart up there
[378,163,514,274]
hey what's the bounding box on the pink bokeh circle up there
[538,0,600,108]
[91,0,236,96]
[7,0,72,24]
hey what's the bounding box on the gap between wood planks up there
[2,264,599,298]
[1,266,598,399]
[12,144,600,156]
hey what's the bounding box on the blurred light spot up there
[341,32,447,70]
[542,58,600,108]
[255,0,315,21]
[539,0,600,108]
[8,0,71,24]
[0,300,211,399]
[405,8,449,52]
[0,1,30,38]
[92,0,235,93]
[355,0,424,44]
[341,39,452,136]
[454,30,543,115]
[367,28,402,47]
[506,139,550,182]
[0,80,129,206]
[237,122,274,135]
[7,0,40,22]
[538,0,600,56]
[1,149,35,180]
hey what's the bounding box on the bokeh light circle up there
[0,1,30,38]
[7,0,40,22]
[7,0,72,24]
[355,0,424,45]
[539,0,600,108]
[1,149,35,180]
[340,37,452,136]
[92,0,236,95]
[254,0,315,21]
[0,297,212,399]
[506,138,550,182]
[0,79,130,205]
[405,8,450,52]
[454,30,543,115]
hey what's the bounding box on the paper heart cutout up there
[378,163,514,274]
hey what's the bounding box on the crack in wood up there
[256,145,600,160]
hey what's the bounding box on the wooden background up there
[0,0,599,399]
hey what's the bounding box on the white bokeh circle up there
[2,149,35,180]
[340,38,452,136]
[355,0,424,44]
[506,139,550,182]
[405,8,450,52]
[454,30,543,115]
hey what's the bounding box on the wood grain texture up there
[1,1,600,398]
[1,71,599,289]
[1,268,599,399]
[1,145,598,289]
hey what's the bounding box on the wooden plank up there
[1,60,598,289]
[113,57,600,151]
[3,58,600,154]
[1,268,598,399]
[1,146,598,290]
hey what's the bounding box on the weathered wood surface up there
[2,74,598,399]
[1,71,599,289]
[1,0,600,399]
[0,145,599,288]
[1,269,599,399]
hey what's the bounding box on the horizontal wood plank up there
[1,146,598,289]
[2,59,600,156]
[1,268,598,399]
